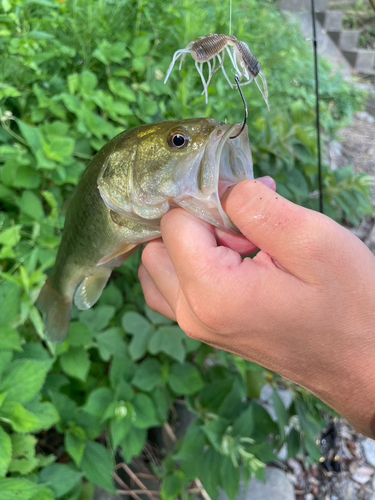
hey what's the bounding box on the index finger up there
[160,209,245,289]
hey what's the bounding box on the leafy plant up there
[0,0,372,498]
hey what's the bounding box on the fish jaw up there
[173,122,253,232]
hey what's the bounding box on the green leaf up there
[168,363,204,395]
[0,282,20,326]
[81,441,115,493]
[99,283,123,311]
[84,388,114,419]
[132,359,163,392]
[17,343,50,361]
[131,36,150,57]
[0,402,41,433]
[79,305,115,332]
[272,390,289,440]
[175,423,205,480]
[0,226,21,248]
[202,418,229,452]
[24,400,59,431]
[66,322,93,347]
[120,427,147,464]
[220,456,240,500]
[0,426,11,478]
[132,393,159,429]
[93,41,130,65]
[128,327,153,361]
[144,306,173,325]
[199,378,234,413]
[39,463,82,498]
[0,359,52,404]
[110,413,132,449]
[232,404,255,438]
[304,432,322,462]
[148,326,186,362]
[251,403,279,441]
[0,352,13,376]
[247,441,277,463]
[49,392,77,425]
[199,448,221,500]
[30,488,54,500]
[17,120,43,154]
[80,70,97,93]
[183,337,201,354]
[287,428,301,459]
[8,434,38,475]
[11,166,41,189]
[17,191,44,220]
[96,327,127,361]
[108,79,136,102]
[151,387,171,422]
[122,311,151,335]
[65,427,86,467]
[245,370,266,398]
[218,378,247,420]
[161,471,185,500]
[0,478,42,500]
[0,326,22,351]
[75,410,105,440]
[109,355,136,387]
[60,347,90,381]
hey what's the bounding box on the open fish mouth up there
[174,122,254,232]
[98,120,253,233]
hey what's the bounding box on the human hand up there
[139,179,375,437]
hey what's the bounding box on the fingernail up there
[257,176,276,190]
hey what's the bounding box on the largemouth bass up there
[38,118,253,342]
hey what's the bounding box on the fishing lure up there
[164,33,269,109]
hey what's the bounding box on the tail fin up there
[37,278,72,343]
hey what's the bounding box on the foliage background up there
[0,0,373,499]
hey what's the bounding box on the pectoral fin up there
[75,244,142,310]
[74,272,111,310]
[97,243,140,266]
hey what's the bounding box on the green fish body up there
[38,118,253,342]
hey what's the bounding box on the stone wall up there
[327,0,366,7]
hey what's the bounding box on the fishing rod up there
[311,0,324,214]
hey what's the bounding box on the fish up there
[37,118,254,343]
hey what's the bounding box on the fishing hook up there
[230,76,248,139]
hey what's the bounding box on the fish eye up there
[167,130,189,150]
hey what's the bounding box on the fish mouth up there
[174,122,253,232]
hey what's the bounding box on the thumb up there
[221,180,332,275]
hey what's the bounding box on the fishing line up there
[311,0,324,214]
[229,0,233,36]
